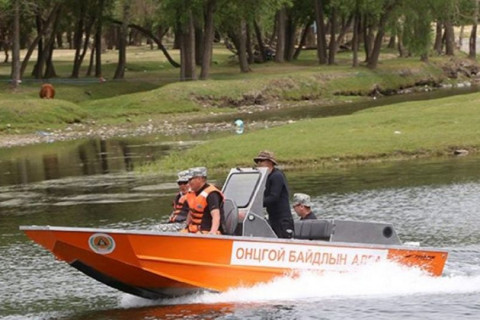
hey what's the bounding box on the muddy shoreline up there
[0,115,291,148]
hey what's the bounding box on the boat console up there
[222,167,402,245]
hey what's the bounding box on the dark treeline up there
[1,0,478,87]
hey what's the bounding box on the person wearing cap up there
[168,170,191,223]
[254,150,294,238]
[292,193,317,220]
[184,167,225,234]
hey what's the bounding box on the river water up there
[2,92,480,319]
[1,136,480,320]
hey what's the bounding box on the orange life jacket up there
[186,184,224,233]
[169,192,187,222]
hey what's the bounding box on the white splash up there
[119,260,480,308]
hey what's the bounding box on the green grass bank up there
[147,91,480,173]
[0,47,475,132]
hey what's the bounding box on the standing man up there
[168,170,191,223]
[292,193,317,220]
[254,150,294,238]
[184,167,225,234]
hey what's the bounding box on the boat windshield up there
[222,171,261,208]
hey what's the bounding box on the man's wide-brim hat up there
[253,150,278,165]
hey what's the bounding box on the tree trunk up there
[434,21,443,54]
[247,23,254,64]
[95,0,105,77]
[284,10,296,61]
[194,23,203,66]
[32,11,44,78]
[56,32,63,48]
[21,36,41,77]
[444,21,455,56]
[238,19,250,72]
[387,35,395,48]
[469,0,479,59]
[72,6,95,78]
[397,33,406,57]
[333,15,353,57]
[44,41,57,78]
[87,46,95,76]
[180,11,196,81]
[11,0,21,88]
[328,7,337,65]
[363,15,374,62]
[71,2,86,78]
[253,20,268,62]
[37,5,62,78]
[67,30,73,49]
[275,8,286,63]
[294,19,314,60]
[352,13,360,67]
[114,2,130,79]
[367,1,399,69]
[200,0,216,80]
[314,0,327,64]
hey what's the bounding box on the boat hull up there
[21,226,448,299]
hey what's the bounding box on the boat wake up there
[119,260,480,308]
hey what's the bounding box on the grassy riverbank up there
[148,91,480,172]
[1,46,479,166]
[0,46,475,133]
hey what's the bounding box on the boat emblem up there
[88,233,116,254]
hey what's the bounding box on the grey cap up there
[177,170,191,183]
[189,167,207,178]
[293,193,313,207]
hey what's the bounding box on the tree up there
[432,0,459,56]
[326,0,354,65]
[11,0,21,87]
[366,0,401,69]
[20,2,62,78]
[469,0,479,59]
[114,0,130,79]
[199,0,217,79]
[275,7,286,63]
[351,0,361,67]
[160,0,198,80]
[71,1,97,78]
[314,0,327,64]
[400,0,434,62]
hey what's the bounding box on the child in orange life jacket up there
[183,167,225,235]
[168,170,191,223]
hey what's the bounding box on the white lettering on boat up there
[231,241,387,271]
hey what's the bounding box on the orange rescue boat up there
[20,167,448,300]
